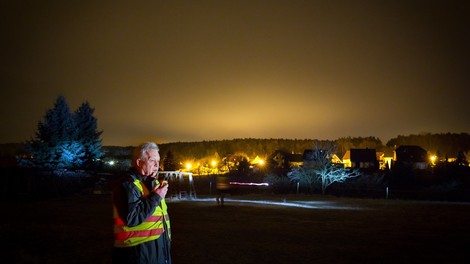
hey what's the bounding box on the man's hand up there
[153,182,168,198]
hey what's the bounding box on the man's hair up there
[133,142,159,166]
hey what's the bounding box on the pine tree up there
[56,141,85,169]
[75,101,103,168]
[25,96,77,169]
[24,96,103,170]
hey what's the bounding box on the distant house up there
[249,155,266,172]
[302,149,338,168]
[303,149,321,168]
[271,152,283,167]
[394,145,428,170]
[342,148,378,169]
[331,154,343,164]
[342,151,351,167]
[377,148,394,170]
[287,153,303,168]
[272,151,303,168]
[250,155,264,166]
[275,149,344,169]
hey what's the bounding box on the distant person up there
[112,142,171,264]
[216,175,230,207]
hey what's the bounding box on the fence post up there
[386,186,389,199]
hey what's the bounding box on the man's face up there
[137,149,160,177]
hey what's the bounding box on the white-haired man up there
[112,142,171,264]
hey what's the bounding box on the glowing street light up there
[211,160,218,174]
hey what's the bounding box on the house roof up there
[395,145,428,162]
[303,149,329,161]
[287,153,303,163]
[383,148,395,157]
[376,151,384,159]
[250,155,263,165]
[350,148,377,162]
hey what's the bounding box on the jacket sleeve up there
[120,180,162,227]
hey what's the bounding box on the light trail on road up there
[170,197,365,210]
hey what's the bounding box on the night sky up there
[1,0,469,146]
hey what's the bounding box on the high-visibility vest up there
[114,179,171,247]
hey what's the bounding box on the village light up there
[258,159,264,165]
[430,155,437,166]
[185,162,192,170]
[211,160,217,167]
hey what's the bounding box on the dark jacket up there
[112,169,171,264]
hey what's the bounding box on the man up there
[112,142,171,264]
[215,175,230,207]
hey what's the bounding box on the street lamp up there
[185,162,192,171]
[211,160,218,174]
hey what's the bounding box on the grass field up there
[2,192,470,264]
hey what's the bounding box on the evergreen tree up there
[25,96,78,169]
[162,150,178,171]
[75,101,103,168]
[236,157,250,176]
[56,141,85,169]
[24,96,102,170]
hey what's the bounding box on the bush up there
[264,174,294,194]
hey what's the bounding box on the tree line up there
[154,134,469,163]
[2,95,469,170]
[387,133,470,157]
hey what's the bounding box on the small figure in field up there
[215,175,230,207]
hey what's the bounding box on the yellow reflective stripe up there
[113,179,171,247]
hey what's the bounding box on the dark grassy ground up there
[2,192,470,264]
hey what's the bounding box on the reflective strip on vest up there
[113,179,171,247]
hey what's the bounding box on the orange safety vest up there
[114,179,171,247]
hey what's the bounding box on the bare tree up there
[287,167,320,193]
[315,163,361,194]
[289,140,361,194]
